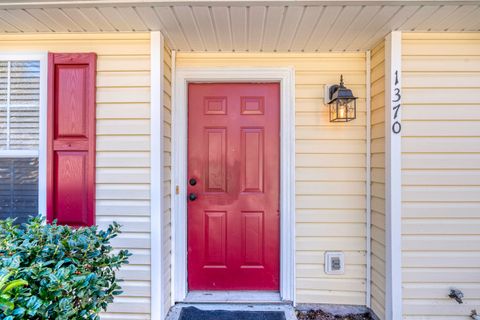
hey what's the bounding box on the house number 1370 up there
[392,70,401,134]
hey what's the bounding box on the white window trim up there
[172,67,296,304]
[0,53,48,218]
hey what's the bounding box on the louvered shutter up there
[47,53,96,227]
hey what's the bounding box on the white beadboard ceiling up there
[0,1,479,51]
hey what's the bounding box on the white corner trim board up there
[150,31,165,320]
[172,67,296,304]
[384,31,403,320]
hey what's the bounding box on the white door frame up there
[172,67,296,304]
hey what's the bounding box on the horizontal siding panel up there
[296,168,365,181]
[403,235,480,251]
[97,103,150,119]
[402,170,480,186]
[403,121,480,137]
[402,153,480,170]
[296,154,365,168]
[296,290,365,305]
[403,252,480,268]
[297,195,366,209]
[97,87,150,103]
[296,251,365,265]
[402,137,480,153]
[96,184,150,200]
[403,268,480,283]
[101,313,150,319]
[403,56,480,72]
[113,249,150,265]
[97,71,150,87]
[97,152,150,168]
[296,181,365,195]
[97,217,150,233]
[402,40,480,56]
[104,297,150,314]
[297,278,365,292]
[296,71,365,85]
[98,119,150,135]
[403,219,480,235]
[403,33,480,40]
[371,153,385,168]
[0,38,150,54]
[297,238,366,251]
[296,126,366,140]
[403,301,480,317]
[113,282,151,297]
[97,168,149,184]
[403,72,480,88]
[403,105,480,121]
[297,264,366,279]
[98,55,150,72]
[403,186,480,202]
[403,202,480,219]
[403,88,480,104]
[297,223,365,237]
[297,140,365,154]
[111,233,150,249]
[296,210,365,223]
[97,136,150,151]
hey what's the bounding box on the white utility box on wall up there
[325,252,345,275]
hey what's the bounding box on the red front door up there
[187,83,280,290]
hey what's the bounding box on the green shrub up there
[0,273,28,312]
[0,217,130,320]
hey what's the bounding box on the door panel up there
[188,83,280,290]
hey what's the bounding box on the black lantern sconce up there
[325,75,357,122]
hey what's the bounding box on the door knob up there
[189,178,197,186]
[189,193,197,201]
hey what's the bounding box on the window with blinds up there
[0,60,40,224]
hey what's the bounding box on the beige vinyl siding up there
[401,33,480,319]
[162,43,172,317]
[0,33,152,319]
[176,52,367,305]
[370,41,386,320]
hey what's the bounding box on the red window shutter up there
[47,53,96,227]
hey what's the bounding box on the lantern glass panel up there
[347,99,356,119]
[337,100,348,120]
[330,103,337,121]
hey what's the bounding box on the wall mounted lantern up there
[325,75,357,122]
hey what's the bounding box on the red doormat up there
[179,307,286,320]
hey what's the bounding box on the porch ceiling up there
[0,1,479,51]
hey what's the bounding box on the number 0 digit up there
[392,121,401,134]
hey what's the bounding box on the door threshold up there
[184,291,284,304]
